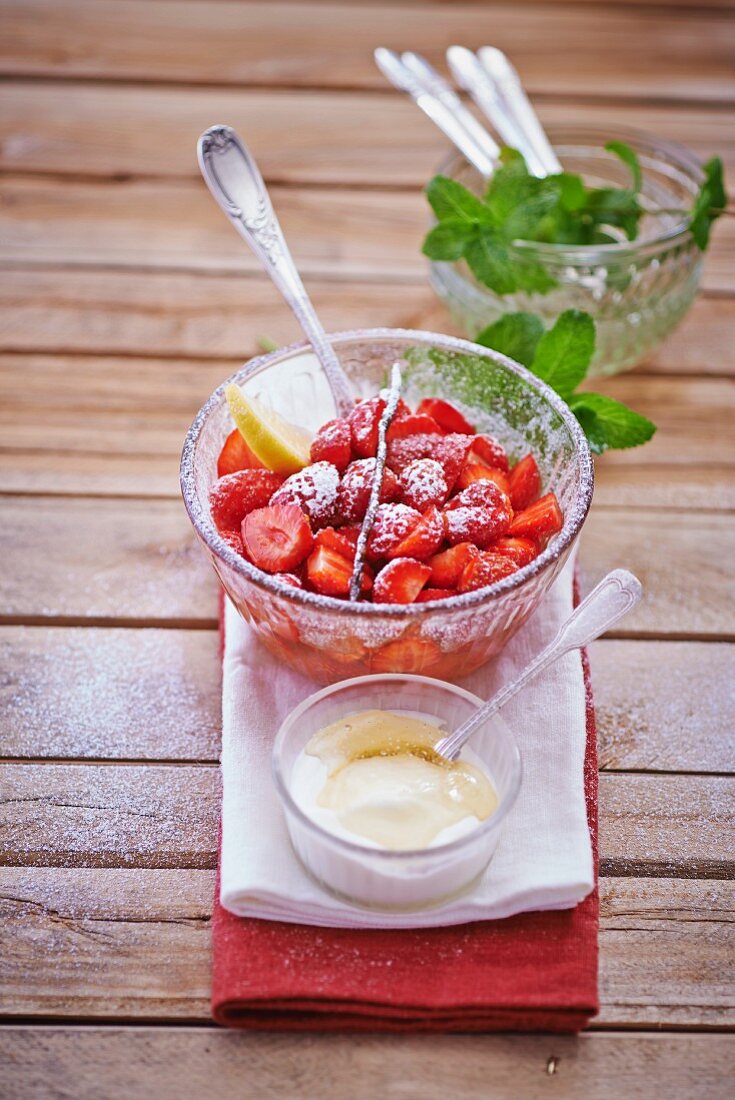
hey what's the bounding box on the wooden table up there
[1,2,733,1096]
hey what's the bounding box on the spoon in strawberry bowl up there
[434,569,642,760]
[197,125,355,419]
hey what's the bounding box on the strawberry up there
[435,433,476,491]
[492,536,539,567]
[306,534,372,597]
[508,454,542,512]
[458,551,519,593]
[429,542,479,588]
[370,635,441,673]
[386,431,472,485]
[349,396,386,458]
[220,528,245,556]
[209,469,284,534]
[455,462,510,495]
[416,587,456,603]
[373,558,431,605]
[416,398,476,436]
[508,492,563,545]
[367,503,422,560]
[217,428,264,478]
[316,526,360,556]
[399,458,449,512]
[444,480,512,548]
[337,458,400,524]
[270,461,340,529]
[310,418,352,472]
[241,503,314,573]
[469,434,510,473]
[391,505,445,561]
[387,412,443,441]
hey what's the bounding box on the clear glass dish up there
[180,328,593,683]
[272,674,522,910]
[429,126,704,377]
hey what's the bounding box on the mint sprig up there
[690,157,727,250]
[477,309,656,454]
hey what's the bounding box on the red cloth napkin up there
[211,621,599,1032]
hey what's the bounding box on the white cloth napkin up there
[220,555,594,929]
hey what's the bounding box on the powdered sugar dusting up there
[400,459,448,512]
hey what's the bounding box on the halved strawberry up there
[387,432,472,487]
[209,469,284,534]
[391,505,445,560]
[434,433,476,491]
[416,587,456,603]
[217,428,264,478]
[458,551,519,593]
[220,528,245,556]
[469,434,510,473]
[270,461,340,529]
[508,492,563,544]
[509,454,542,512]
[305,544,353,597]
[386,412,443,441]
[416,398,476,436]
[316,526,360,556]
[455,462,510,495]
[370,635,441,673]
[429,542,479,588]
[367,503,422,560]
[310,418,352,472]
[349,396,386,458]
[492,536,539,567]
[400,458,449,512]
[444,480,512,548]
[337,458,400,524]
[241,503,314,574]
[373,558,431,604]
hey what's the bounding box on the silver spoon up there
[434,569,642,760]
[197,124,354,419]
[477,47,562,175]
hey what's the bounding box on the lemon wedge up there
[225,384,312,475]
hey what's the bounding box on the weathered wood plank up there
[1,868,732,1027]
[590,640,735,774]
[1,83,731,186]
[0,626,221,762]
[2,0,733,102]
[2,1028,735,1100]
[1,764,732,875]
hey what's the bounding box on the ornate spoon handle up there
[197,125,354,418]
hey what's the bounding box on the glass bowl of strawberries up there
[181,328,593,683]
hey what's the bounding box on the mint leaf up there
[605,140,642,193]
[422,219,472,260]
[530,309,595,399]
[485,150,560,239]
[426,176,490,224]
[569,392,656,452]
[704,156,727,212]
[557,172,588,212]
[690,157,727,250]
[464,229,517,296]
[476,312,545,368]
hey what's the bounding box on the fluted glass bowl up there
[429,126,704,377]
[181,328,593,683]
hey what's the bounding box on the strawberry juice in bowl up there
[180,328,593,683]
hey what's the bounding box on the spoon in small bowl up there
[434,569,642,760]
[197,124,355,418]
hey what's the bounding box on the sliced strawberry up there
[434,433,476,491]
[367,503,422,561]
[370,635,441,673]
[469,434,510,473]
[458,551,519,593]
[275,572,303,589]
[349,396,386,458]
[492,536,539,567]
[416,587,456,603]
[416,398,476,435]
[209,469,284,534]
[508,454,542,512]
[429,542,479,588]
[217,428,264,478]
[337,458,400,524]
[386,412,443,441]
[444,480,513,548]
[316,525,360,556]
[373,558,431,605]
[386,431,472,481]
[508,492,563,545]
[310,418,352,472]
[270,461,340,529]
[241,503,314,574]
[391,505,445,561]
[220,528,245,556]
[455,462,510,495]
[399,458,449,512]
[306,538,372,597]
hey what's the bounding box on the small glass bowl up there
[429,125,704,377]
[272,674,522,910]
[180,328,593,683]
